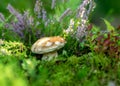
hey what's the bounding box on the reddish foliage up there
[87,28,120,58]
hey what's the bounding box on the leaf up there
[103,19,115,32]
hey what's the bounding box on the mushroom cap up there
[31,36,66,54]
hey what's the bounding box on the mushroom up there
[31,36,66,61]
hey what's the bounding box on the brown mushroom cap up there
[31,36,66,54]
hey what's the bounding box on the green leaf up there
[103,19,115,31]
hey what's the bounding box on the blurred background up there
[0,0,34,15]
[0,0,120,27]
[91,0,120,28]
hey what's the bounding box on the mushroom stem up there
[42,51,58,61]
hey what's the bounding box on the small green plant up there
[87,19,120,58]
[0,40,27,57]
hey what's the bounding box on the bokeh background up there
[91,0,120,28]
[0,0,120,27]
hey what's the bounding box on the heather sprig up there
[0,13,5,22]
[75,0,94,40]
[63,0,95,41]
[76,0,95,40]
[59,8,72,22]
[34,0,48,24]
[1,0,55,42]
[7,4,35,38]
[0,13,5,28]
[63,18,75,35]
[0,4,45,45]
[51,0,56,9]
[34,0,42,19]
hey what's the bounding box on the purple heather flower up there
[7,4,24,25]
[76,0,95,40]
[6,4,36,38]
[51,0,56,9]
[0,13,5,22]
[59,8,71,22]
[34,0,48,26]
[34,0,42,19]
[42,8,47,22]
[64,19,74,34]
